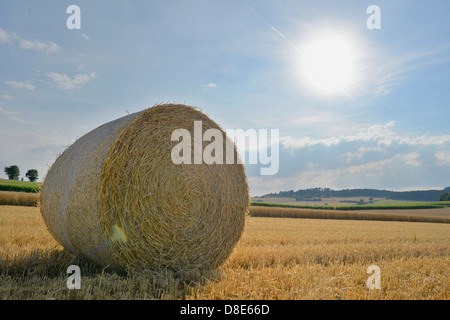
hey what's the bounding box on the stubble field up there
[0,206,448,300]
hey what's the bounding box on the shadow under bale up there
[0,247,219,299]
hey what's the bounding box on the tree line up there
[4,165,39,182]
[264,187,450,202]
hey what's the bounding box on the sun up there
[299,34,358,96]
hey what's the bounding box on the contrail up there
[241,0,301,53]
[340,88,359,103]
[241,0,359,103]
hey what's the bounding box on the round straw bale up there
[40,104,249,273]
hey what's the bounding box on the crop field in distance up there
[0,205,448,300]
[253,196,450,207]
[0,179,41,193]
[248,205,450,223]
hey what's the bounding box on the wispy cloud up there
[344,146,387,163]
[403,152,422,167]
[46,72,96,90]
[4,80,36,90]
[201,83,217,88]
[0,104,41,125]
[8,116,43,126]
[81,33,89,41]
[0,94,13,100]
[364,47,450,99]
[0,106,20,116]
[0,27,11,44]
[17,38,61,54]
[435,151,450,167]
[0,27,61,54]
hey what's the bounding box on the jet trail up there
[241,0,301,53]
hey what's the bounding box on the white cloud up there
[279,121,394,149]
[363,121,396,145]
[397,134,450,146]
[46,72,96,90]
[4,80,36,90]
[0,27,11,44]
[345,158,392,175]
[0,27,61,54]
[18,38,61,54]
[344,146,387,163]
[0,94,13,100]
[77,64,86,71]
[306,162,319,170]
[281,120,449,151]
[435,151,450,167]
[403,152,422,167]
[280,135,342,149]
[201,83,217,88]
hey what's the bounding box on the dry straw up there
[40,104,249,274]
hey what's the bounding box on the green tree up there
[25,169,39,182]
[4,165,20,180]
[439,192,450,201]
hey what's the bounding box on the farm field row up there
[351,207,450,219]
[249,205,450,223]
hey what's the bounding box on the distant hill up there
[262,187,450,202]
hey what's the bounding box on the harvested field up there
[0,206,448,300]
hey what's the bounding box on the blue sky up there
[0,0,449,196]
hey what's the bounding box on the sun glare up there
[300,34,358,96]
